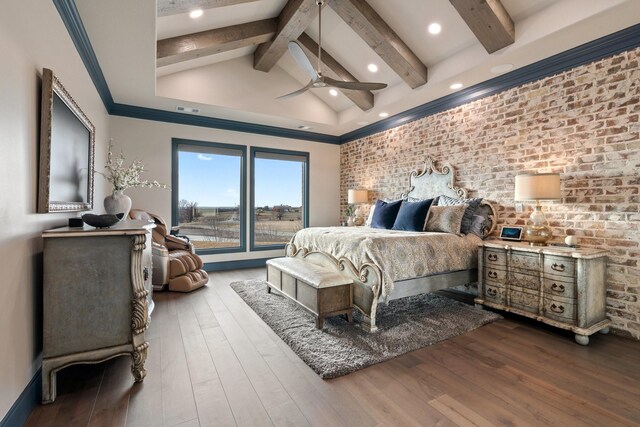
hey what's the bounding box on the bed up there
[285,157,497,332]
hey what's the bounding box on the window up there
[250,148,309,250]
[172,139,246,254]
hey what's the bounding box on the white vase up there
[104,191,131,220]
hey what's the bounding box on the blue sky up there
[179,151,303,207]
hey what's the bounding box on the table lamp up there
[514,173,561,246]
[348,189,369,226]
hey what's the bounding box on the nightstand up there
[476,241,610,345]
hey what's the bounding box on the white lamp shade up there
[515,173,561,201]
[348,189,368,204]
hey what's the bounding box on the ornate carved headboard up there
[401,157,497,238]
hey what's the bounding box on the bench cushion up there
[267,257,353,289]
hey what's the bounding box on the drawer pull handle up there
[488,254,498,261]
[550,303,565,314]
[551,263,565,272]
[143,267,149,281]
[487,288,498,297]
[551,283,565,293]
[488,271,498,279]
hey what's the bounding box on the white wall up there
[109,116,341,263]
[0,1,109,420]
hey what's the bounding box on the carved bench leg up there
[41,362,56,404]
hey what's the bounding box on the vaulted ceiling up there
[75,0,640,136]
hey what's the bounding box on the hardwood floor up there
[26,268,640,427]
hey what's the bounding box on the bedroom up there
[1,0,639,425]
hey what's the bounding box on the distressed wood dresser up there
[41,220,154,403]
[476,241,610,345]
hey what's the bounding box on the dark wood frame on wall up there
[38,68,95,213]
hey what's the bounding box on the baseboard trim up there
[0,369,41,427]
[204,257,273,271]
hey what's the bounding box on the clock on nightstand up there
[476,241,611,345]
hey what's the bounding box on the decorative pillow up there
[365,204,376,227]
[468,214,487,238]
[424,204,467,235]
[370,199,402,229]
[392,198,434,231]
[436,194,483,234]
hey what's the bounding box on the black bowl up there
[81,213,125,228]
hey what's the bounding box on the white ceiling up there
[75,0,640,137]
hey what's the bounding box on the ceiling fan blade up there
[324,77,387,91]
[277,81,314,100]
[288,41,318,81]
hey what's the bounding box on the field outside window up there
[174,142,245,253]
[252,149,308,249]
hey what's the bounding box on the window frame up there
[171,138,247,255]
[249,146,310,251]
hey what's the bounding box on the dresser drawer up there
[485,249,506,266]
[543,277,576,300]
[542,297,576,324]
[509,288,539,314]
[484,284,506,305]
[544,256,575,278]
[484,267,507,284]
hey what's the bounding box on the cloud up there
[198,154,212,161]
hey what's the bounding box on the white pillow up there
[365,204,376,227]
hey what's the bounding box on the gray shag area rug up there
[231,280,502,379]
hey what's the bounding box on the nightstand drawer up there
[484,267,506,284]
[511,271,540,291]
[542,297,576,323]
[509,288,539,314]
[510,252,540,271]
[543,278,576,300]
[544,256,575,278]
[484,285,506,305]
[484,249,505,266]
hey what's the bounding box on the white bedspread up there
[289,227,481,301]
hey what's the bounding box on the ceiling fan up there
[278,0,388,99]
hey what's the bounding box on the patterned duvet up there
[289,226,481,301]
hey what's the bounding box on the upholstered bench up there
[266,257,353,329]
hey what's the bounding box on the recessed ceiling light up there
[491,63,514,74]
[379,112,389,118]
[428,23,442,34]
[368,63,378,73]
[449,82,463,90]
[189,9,203,18]
[329,89,338,96]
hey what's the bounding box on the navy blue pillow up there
[370,199,402,229]
[392,199,434,231]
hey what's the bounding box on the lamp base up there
[525,225,552,246]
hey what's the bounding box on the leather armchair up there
[129,209,208,292]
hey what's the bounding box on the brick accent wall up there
[340,48,640,339]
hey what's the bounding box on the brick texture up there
[340,48,640,339]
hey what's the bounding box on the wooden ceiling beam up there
[297,33,374,111]
[157,19,277,67]
[449,0,515,53]
[253,0,320,72]
[157,0,259,17]
[329,0,427,89]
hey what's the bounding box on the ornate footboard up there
[286,243,383,332]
